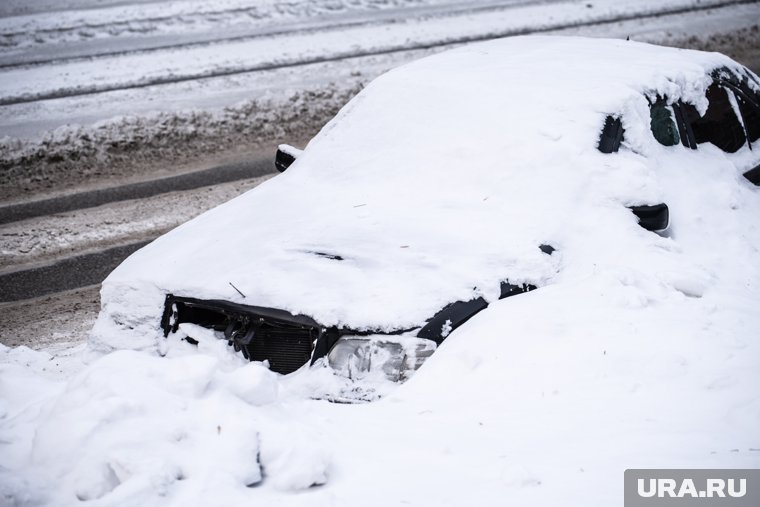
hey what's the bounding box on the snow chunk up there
[0,347,331,506]
[218,362,279,406]
[440,319,453,338]
[259,422,331,491]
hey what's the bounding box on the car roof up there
[306,35,750,167]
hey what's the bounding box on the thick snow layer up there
[95,35,759,350]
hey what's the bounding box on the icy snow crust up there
[93,36,759,351]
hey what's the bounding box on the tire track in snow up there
[0,0,548,69]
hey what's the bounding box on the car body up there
[91,36,760,384]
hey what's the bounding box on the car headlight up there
[327,335,436,382]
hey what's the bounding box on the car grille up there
[161,295,319,375]
[248,328,314,374]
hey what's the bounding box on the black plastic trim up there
[539,244,556,255]
[416,281,537,344]
[416,297,488,343]
[744,164,760,186]
[629,203,669,231]
[161,294,320,336]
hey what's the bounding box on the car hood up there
[104,160,563,331]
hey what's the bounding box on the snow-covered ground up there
[2,34,759,507]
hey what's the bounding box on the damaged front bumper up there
[161,281,535,380]
[161,295,434,380]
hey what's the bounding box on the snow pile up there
[0,331,331,507]
[0,84,362,201]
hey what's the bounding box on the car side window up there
[687,83,746,153]
[650,99,680,147]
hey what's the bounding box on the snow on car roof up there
[97,36,757,349]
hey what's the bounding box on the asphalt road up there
[0,155,275,224]
[0,241,150,302]
[0,155,277,302]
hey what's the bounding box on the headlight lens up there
[327,335,436,382]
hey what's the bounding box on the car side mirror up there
[629,203,669,232]
[274,144,303,172]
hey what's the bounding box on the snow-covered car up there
[91,36,760,383]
